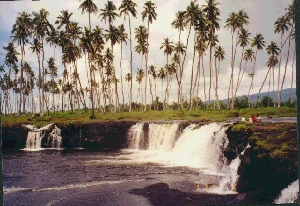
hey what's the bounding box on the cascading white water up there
[25,131,45,149]
[274,179,299,204]
[148,123,179,150]
[127,123,144,149]
[47,125,62,148]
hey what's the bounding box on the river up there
[3,121,298,205]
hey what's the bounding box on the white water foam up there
[274,179,299,204]
[4,179,145,194]
[47,125,62,148]
[24,131,46,150]
[128,123,144,149]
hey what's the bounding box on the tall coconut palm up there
[158,67,166,105]
[255,56,279,106]
[242,48,255,107]
[119,0,138,112]
[136,68,144,106]
[148,65,157,109]
[47,57,58,114]
[266,41,280,107]
[160,38,174,109]
[134,25,148,69]
[117,24,128,107]
[274,16,289,108]
[214,45,225,110]
[231,28,251,108]
[46,25,59,59]
[125,72,132,102]
[248,33,265,108]
[141,0,157,111]
[55,10,73,33]
[202,0,220,108]
[32,8,51,117]
[11,11,32,115]
[78,0,98,29]
[99,0,119,27]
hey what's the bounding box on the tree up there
[55,10,73,33]
[119,0,138,112]
[260,96,274,108]
[202,0,221,109]
[141,0,157,111]
[78,0,98,29]
[11,11,32,115]
[274,16,289,108]
[214,45,225,110]
[47,57,58,114]
[117,24,128,108]
[266,41,280,107]
[248,33,265,108]
[232,28,251,108]
[255,55,279,106]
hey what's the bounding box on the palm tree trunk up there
[227,31,234,109]
[129,16,133,112]
[144,20,150,112]
[232,47,245,109]
[120,42,125,109]
[248,49,258,108]
[256,67,272,105]
[290,49,295,103]
[189,33,196,110]
[277,33,283,108]
[280,32,291,99]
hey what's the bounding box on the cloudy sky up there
[0,0,295,105]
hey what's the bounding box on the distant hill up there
[218,88,296,103]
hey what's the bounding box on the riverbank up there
[1,107,297,127]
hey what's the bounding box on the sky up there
[0,0,295,106]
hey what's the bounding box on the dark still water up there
[3,149,206,206]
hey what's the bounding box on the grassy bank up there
[2,106,296,127]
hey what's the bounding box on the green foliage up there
[226,111,239,117]
[260,96,274,107]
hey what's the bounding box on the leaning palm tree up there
[118,24,128,107]
[248,33,265,108]
[78,0,98,29]
[266,41,280,108]
[11,11,32,115]
[231,28,251,109]
[202,0,221,108]
[141,0,157,111]
[274,16,289,108]
[119,0,138,112]
[255,55,279,106]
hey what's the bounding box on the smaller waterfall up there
[274,179,299,204]
[127,123,144,149]
[25,131,45,150]
[47,125,62,148]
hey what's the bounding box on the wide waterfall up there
[126,122,239,194]
[274,179,299,204]
[23,124,62,150]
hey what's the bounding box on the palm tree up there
[46,25,59,59]
[231,28,251,108]
[11,11,32,115]
[274,16,289,108]
[266,41,280,107]
[202,0,221,108]
[148,65,157,109]
[47,57,58,114]
[125,72,132,103]
[248,33,265,108]
[141,0,157,111]
[118,24,128,107]
[78,0,98,29]
[99,0,119,27]
[255,56,279,106]
[119,0,138,112]
[135,25,148,74]
[158,67,166,105]
[160,37,174,109]
[55,10,73,33]
[214,45,225,110]
[242,48,255,107]
[136,68,144,106]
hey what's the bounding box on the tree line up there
[0,0,295,118]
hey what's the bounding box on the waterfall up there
[23,123,62,150]
[148,123,179,150]
[47,125,62,148]
[274,180,299,204]
[126,122,229,171]
[127,123,145,149]
[25,131,45,150]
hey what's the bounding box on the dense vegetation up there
[0,0,295,119]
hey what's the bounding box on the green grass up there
[2,106,297,126]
